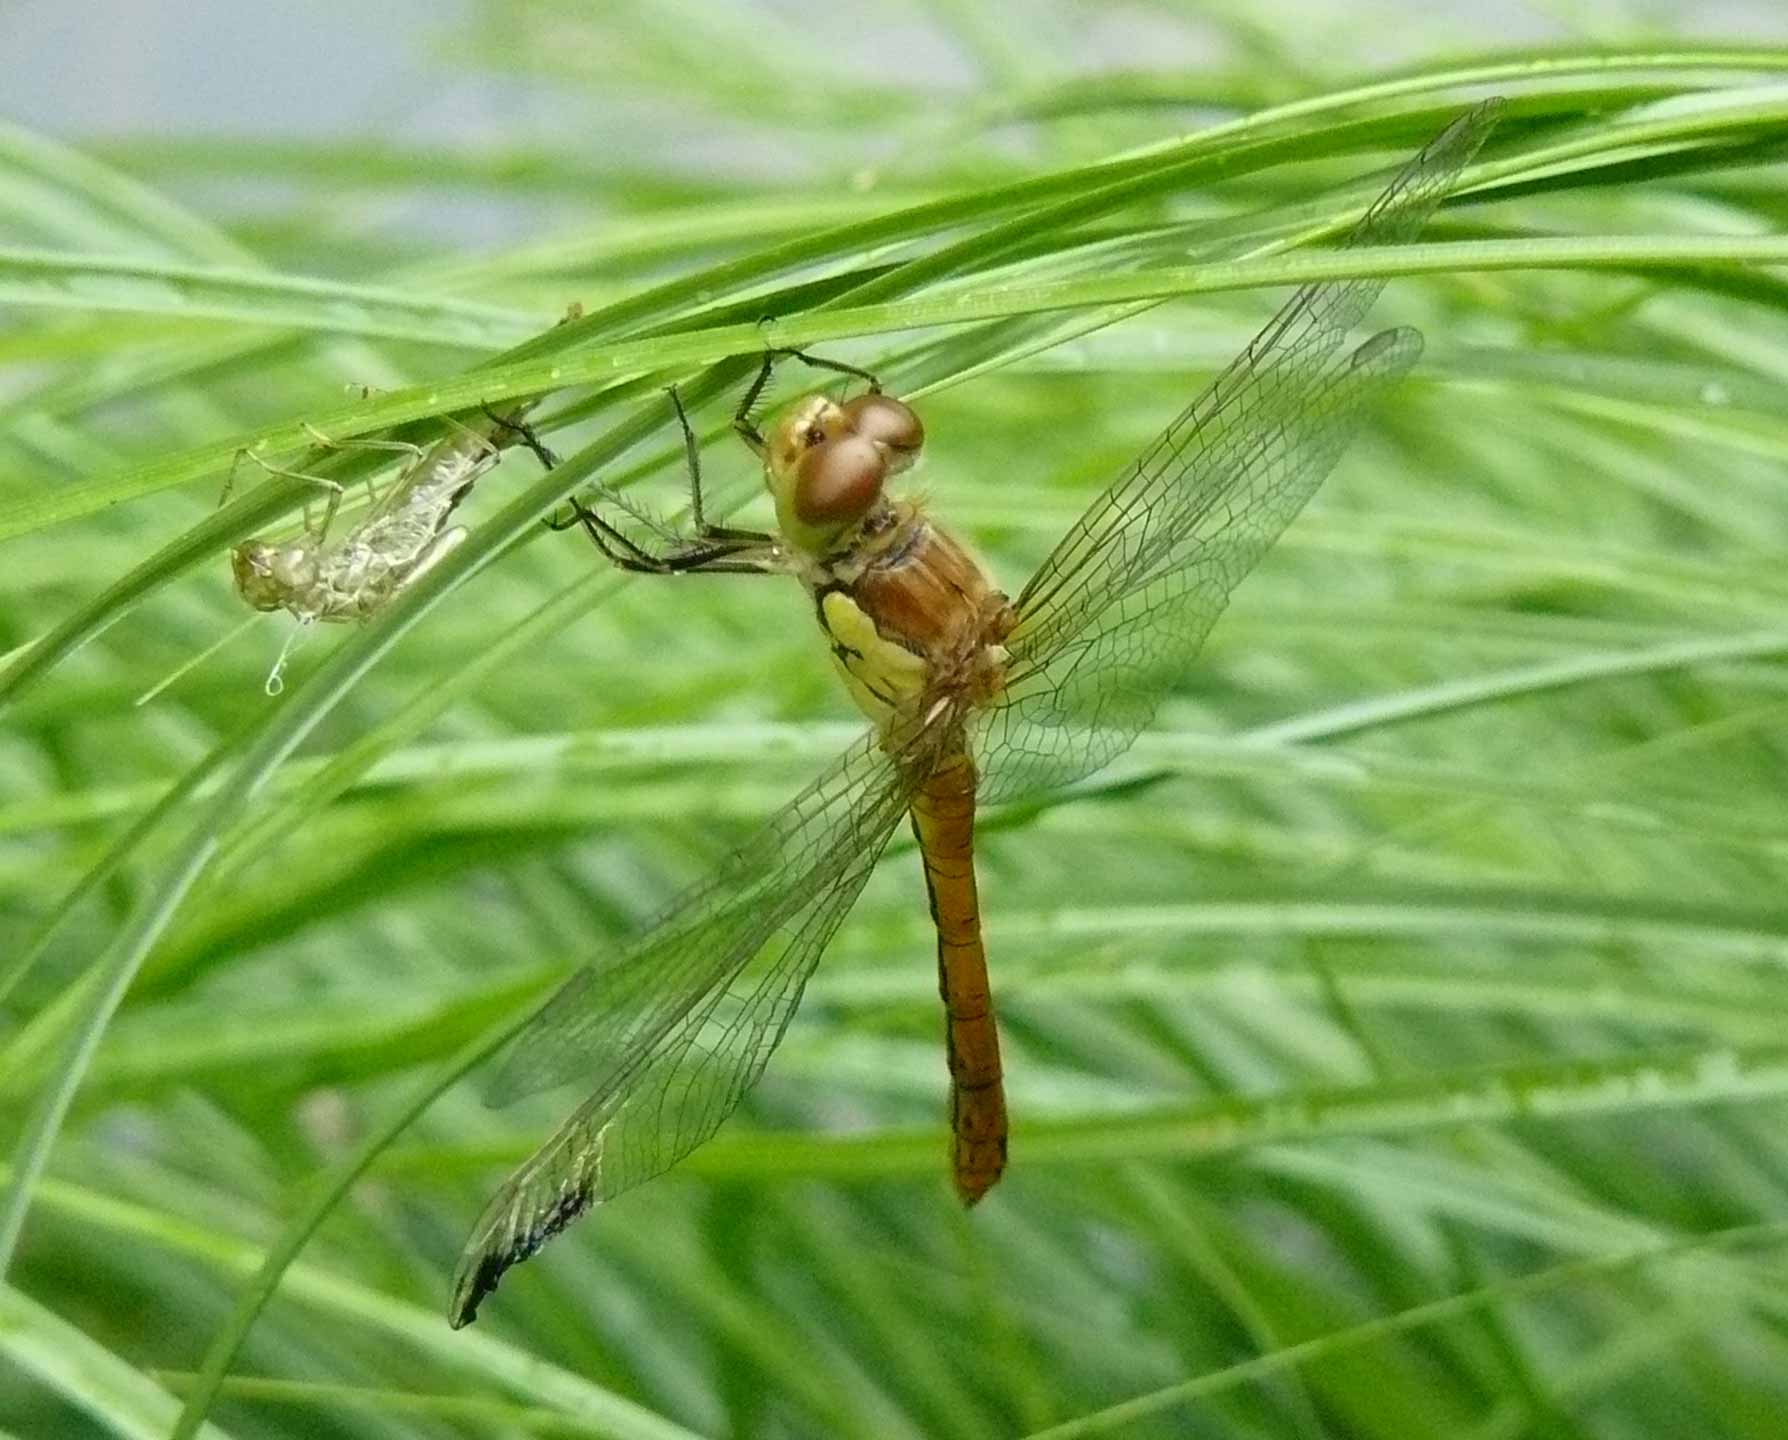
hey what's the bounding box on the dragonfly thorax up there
[809,498,1014,731]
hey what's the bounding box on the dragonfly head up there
[764,390,924,554]
[231,540,317,611]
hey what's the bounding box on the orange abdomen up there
[909,751,1007,1204]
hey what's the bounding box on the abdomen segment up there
[910,751,1006,1204]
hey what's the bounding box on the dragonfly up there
[449,100,1499,1327]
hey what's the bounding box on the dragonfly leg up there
[479,404,561,469]
[732,353,777,456]
[667,386,767,543]
[668,384,711,530]
[732,347,884,454]
[557,494,780,575]
[778,347,883,391]
[545,386,778,572]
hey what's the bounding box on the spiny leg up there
[732,347,884,454]
[546,493,690,572]
[780,348,883,390]
[543,386,773,560]
[538,385,778,572]
[667,385,768,542]
[554,495,661,569]
[547,473,684,549]
[554,495,777,576]
[480,404,561,470]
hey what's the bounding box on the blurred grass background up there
[6,2,1788,1437]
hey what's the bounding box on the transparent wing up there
[449,723,931,1326]
[980,325,1423,799]
[978,101,1499,803]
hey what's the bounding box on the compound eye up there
[793,435,887,527]
[842,393,924,455]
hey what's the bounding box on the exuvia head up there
[763,390,924,554]
[230,540,317,612]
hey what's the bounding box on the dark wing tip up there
[448,1252,506,1329]
[447,1179,596,1328]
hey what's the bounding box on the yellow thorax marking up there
[819,589,927,724]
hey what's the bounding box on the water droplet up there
[549,367,563,381]
[1699,381,1730,406]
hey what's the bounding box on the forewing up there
[981,325,1423,799]
[979,101,1498,803]
[449,725,923,1326]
